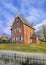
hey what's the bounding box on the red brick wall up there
[30,37,40,43]
[11,17,34,44]
[23,24,34,44]
[11,17,24,43]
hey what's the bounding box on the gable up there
[11,15,35,30]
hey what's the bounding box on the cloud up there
[34,19,46,31]
[0,0,46,37]
[3,2,18,14]
[34,19,46,39]
[0,0,18,15]
[20,0,46,9]
[0,1,18,36]
[0,18,14,36]
[0,21,4,32]
[26,8,46,25]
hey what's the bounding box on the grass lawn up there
[0,43,46,53]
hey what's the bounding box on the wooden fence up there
[0,50,46,65]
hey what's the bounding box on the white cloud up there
[0,20,11,35]
[3,26,11,35]
[0,16,14,35]
[0,1,17,36]
[25,8,46,25]
[0,0,18,14]
[0,22,4,31]
[0,8,14,35]
[2,2,18,14]
[0,0,46,37]
[34,19,46,31]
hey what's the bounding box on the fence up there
[0,50,46,65]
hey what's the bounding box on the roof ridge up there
[18,16,35,30]
[12,14,35,30]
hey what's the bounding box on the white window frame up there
[21,36,23,41]
[18,36,23,41]
[14,36,23,41]
[15,37,18,41]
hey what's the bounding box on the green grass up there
[0,43,46,53]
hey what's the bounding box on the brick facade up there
[11,16,35,44]
[23,24,34,44]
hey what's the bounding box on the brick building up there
[30,33,40,43]
[11,15,40,44]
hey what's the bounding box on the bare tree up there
[37,24,46,40]
[42,25,46,40]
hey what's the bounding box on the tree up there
[38,24,46,40]
[42,25,46,40]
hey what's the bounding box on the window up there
[19,28,21,32]
[21,37,23,41]
[19,37,21,40]
[15,37,17,41]
[14,29,16,33]
[15,38,16,41]
[18,36,23,41]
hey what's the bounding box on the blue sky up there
[0,0,46,37]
